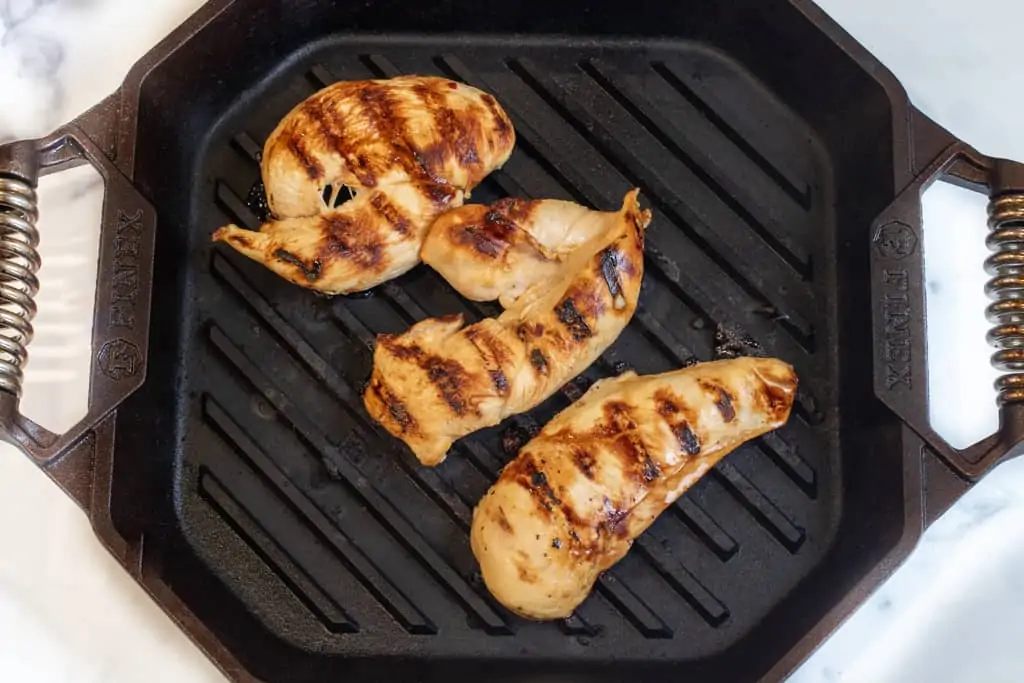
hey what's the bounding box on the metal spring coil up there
[986,193,1024,403]
[0,176,40,397]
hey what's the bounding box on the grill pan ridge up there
[2,1,1023,682]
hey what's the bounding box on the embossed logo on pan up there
[873,221,918,261]
[881,269,912,389]
[110,208,143,330]
[98,338,142,381]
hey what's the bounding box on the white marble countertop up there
[2,1,1023,681]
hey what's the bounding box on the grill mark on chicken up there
[571,447,596,480]
[412,82,481,174]
[599,247,626,309]
[699,380,737,423]
[716,391,736,423]
[382,340,476,417]
[603,401,661,485]
[286,137,322,181]
[516,322,546,342]
[529,349,549,376]
[507,455,567,519]
[456,227,498,258]
[304,95,350,172]
[318,213,386,272]
[446,100,481,171]
[554,297,593,341]
[368,192,412,238]
[349,83,409,188]
[626,204,650,250]
[367,378,418,434]
[641,454,661,482]
[454,209,520,258]
[419,181,461,211]
[674,422,702,456]
[348,81,463,191]
[603,400,636,432]
[424,357,473,416]
[489,370,510,395]
[494,197,537,223]
[517,565,538,584]
[448,196,539,260]
[654,389,702,455]
[228,233,253,250]
[496,506,514,533]
[480,93,514,149]
[352,153,374,186]
[415,144,454,187]
[466,327,513,367]
[465,327,513,397]
[272,248,322,282]
[561,274,609,326]
[655,391,680,417]
[610,432,659,485]
[530,467,561,506]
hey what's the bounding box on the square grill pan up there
[3,1,1023,682]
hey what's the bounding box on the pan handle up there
[0,124,155,464]
[871,140,1024,484]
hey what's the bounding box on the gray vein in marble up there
[0,0,68,141]
[821,667,841,682]
[14,32,61,79]
[928,495,1011,542]
[0,0,59,44]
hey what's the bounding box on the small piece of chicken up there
[421,197,613,308]
[471,357,797,620]
[364,189,651,466]
[213,76,515,294]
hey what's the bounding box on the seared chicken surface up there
[471,357,797,620]
[364,190,651,466]
[213,76,515,294]
[421,197,612,308]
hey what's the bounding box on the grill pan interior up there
[108,2,919,680]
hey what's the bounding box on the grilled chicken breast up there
[421,197,613,308]
[364,190,651,466]
[213,76,515,294]
[471,357,797,620]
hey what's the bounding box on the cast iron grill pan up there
[160,36,839,678]
[8,1,1024,681]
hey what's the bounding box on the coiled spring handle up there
[987,192,1024,403]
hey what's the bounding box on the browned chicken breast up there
[421,197,612,308]
[364,190,651,466]
[213,76,515,294]
[471,357,797,620]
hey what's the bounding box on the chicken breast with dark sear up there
[364,189,651,466]
[471,357,797,620]
[213,76,515,294]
